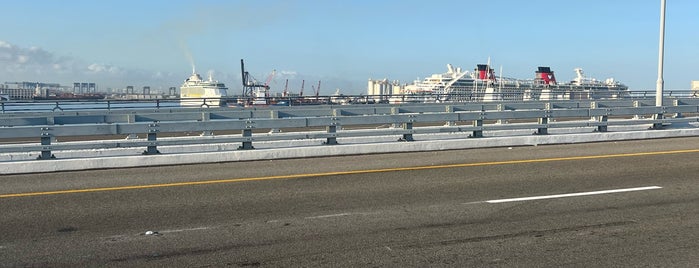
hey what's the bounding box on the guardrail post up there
[125,114,139,139]
[590,101,609,132]
[37,127,55,160]
[391,107,401,128]
[535,103,550,135]
[673,99,683,118]
[536,117,549,135]
[239,129,254,150]
[201,112,213,136]
[269,110,281,133]
[324,111,340,145]
[444,105,456,126]
[46,116,55,125]
[597,115,608,132]
[399,120,414,141]
[324,125,339,145]
[632,100,641,119]
[496,104,506,124]
[200,98,210,108]
[651,112,664,130]
[590,101,598,121]
[143,122,160,155]
[51,101,63,112]
[471,119,483,138]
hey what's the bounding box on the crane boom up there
[315,81,321,97]
[443,71,470,95]
[264,70,276,87]
[240,59,246,86]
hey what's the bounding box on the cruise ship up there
[180,70,228,107]
[385,63,628,103]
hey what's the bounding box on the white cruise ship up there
[180,70,228,107]
[386,63,628,103]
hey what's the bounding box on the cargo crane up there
[282,79,289,97]
[240,59,268,98]
[315,80,321,97]
[263,70,276,97]
[310,80,321,102]
[264,70,276,87]
[299,80,305,97]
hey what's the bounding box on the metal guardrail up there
[1,99,699,160]
[1,90,697,113]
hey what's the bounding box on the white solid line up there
[485,186,662,204]
[158,226,212,233]
[305,213,352,219]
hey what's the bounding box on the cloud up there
[86,63,124,75]
[0,40,79,75]
[0,41,366,94]
[279,70,298,79]
[0,40,182,89]
[16,55,28,64]
[0,41,11,49]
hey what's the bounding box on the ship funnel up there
[535,66,556,85]
[476,64,496,81]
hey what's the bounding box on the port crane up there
[264,70,276,88]
[240,59,268,98]
[310,80,321,99]
[263,70,276,97]
[315,81,321,97]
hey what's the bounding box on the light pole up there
[653,0,666,129]
[656,0,666,107]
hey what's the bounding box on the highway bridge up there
[1,137,698,266]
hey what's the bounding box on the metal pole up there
[656,0,666,107]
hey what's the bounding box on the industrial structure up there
[72,82,97,93]
[1,81,100,100]
[367,79,403,102]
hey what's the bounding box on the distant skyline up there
[1,0,697,94]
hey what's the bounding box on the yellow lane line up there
[2,148,699,199]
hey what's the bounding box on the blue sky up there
[0,0,696,94]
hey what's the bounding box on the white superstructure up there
[180,70,228,107]
[380,63,628,103]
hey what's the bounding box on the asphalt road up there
[1,137,699,267]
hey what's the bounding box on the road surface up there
[1,137,698,267]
